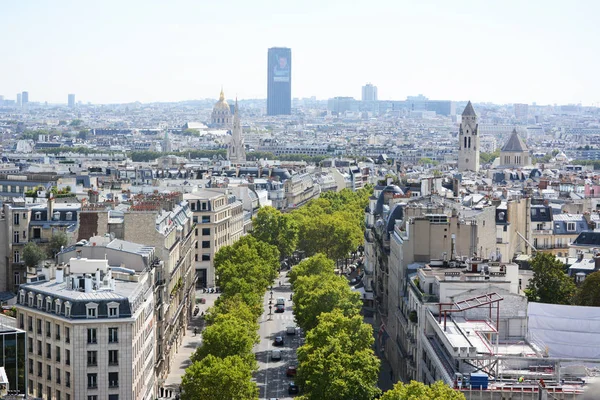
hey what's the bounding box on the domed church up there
[211,88,232,127]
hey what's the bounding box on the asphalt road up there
[255,270,302,400]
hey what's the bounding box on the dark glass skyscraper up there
[267,47,291,116]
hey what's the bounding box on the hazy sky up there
[1,0,599,105]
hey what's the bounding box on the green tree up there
[296,336,380,400]
[23,242,46,269]
[191,315,258,367]
[574,271,600,306]
[480,150,500,164]
[293,274,361,331]
[78,130,88,140]
[381,381,465,400]
[181,355,258,400]
[288,253,335,287]
[205,294,260,327]
[69,119,83,127]
[48,231,69,257]
[525,253,576,304]
[251,206,299,259]
[418,157,438,165]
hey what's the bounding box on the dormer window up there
[28,293,34,307]
[567,222,576,232]
[37,294,43,309]
[86,302,99,319]
[35,211,41,220]
[64,301,71,318]
[107,302,119,318]
[55,299,62,315]
[66,212,73,221]
[53,211,60,221]
[19,290,25,305]
[45,296,52,313]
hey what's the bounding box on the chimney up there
[84,275,93,293]
[76,250,82,259]
[95,269,101,286]
[56,268,64,283]
[47,196,55,222]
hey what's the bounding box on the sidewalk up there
[161,290,220,398]
[365,316,395,393]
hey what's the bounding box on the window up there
[202,254,210,261]
[37,361,42,377]
[13,231,19,244]
[87,351,97,366]
[109,395,119,400]
[202,228,210,235]
[192,216,198,224]
[35,212,41,221]
[108,350,119,366]
[47,365,51,380]
[28,359,33,374]
[65,327,70,343]
[65,371,71,387]
[46,321,51,337]
[87,328,97,344]
[55,346,60,362]
[195,254,198,262]
[65,349,70,365]
[202,240,210,249]
[47,386,52,399]
[536,223,543,230]
[33,227,41,239]
[28,316,32,332]
[108,372,119,388]
[37,296,43,309]
[13,213,19,225]
[46,297,52,312]
[201,202,207,210]
[55,299,62,315]
[86,303,98,318]
[37,318,42,334]
[37,383,42,398]
[53,211,60,221]
[37,340,42,356]
[567,222,576,232]
[108,302,119,317]
[56,390,61,400]
[88,396,98,400]
[66,212,73,221]
[19,313,24,329]
[201,215,210,223]
[22,230,26,239]
[28,293,33,307]
[108,327,118,343]
[19,290,25,304]
[56,368,61,384]
[46,343,51,359]
[87,373,98,389]
[28,337,33,353]
[65,302,71,317]
[28,379,33,395]
[55,324,60,340]
[13,250,20,263]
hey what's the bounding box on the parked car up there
[273,336,284,346]
[275,304,285,313]
[286,365,297,377]
[288,382,299,395]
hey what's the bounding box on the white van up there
[286,326,296,335]
[271,349,282,361]
[276,297,286,306]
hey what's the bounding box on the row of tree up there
[526,252,600,306]
[180,236,281,400]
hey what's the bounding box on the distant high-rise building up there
[267,47,292,116]
[16,93,21,107]
[21,91,28,104]
[68,93,75,108]
[514,103,528,122]
[458,101,480,172]
[361,83,378,101]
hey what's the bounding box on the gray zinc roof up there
[502,129,529,152]
[462,101,476,116]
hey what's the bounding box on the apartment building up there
[77,194,196,387]
[531,204,589,255]
[16,258,155,400]
[284,173,321,209]
[0,198,80,292]
[184,189,245,288]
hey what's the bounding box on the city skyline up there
[1,0,599,105]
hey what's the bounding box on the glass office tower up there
[267,47,292,116]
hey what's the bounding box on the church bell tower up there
[458,101,480,172]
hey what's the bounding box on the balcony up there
[536,244,569,250]
[408,278,439,303]
[533,229,553,235]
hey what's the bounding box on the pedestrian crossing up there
[262,314,295,321]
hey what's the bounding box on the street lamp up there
[270,290,273,299]
[268,305,272,319]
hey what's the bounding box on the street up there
[255,270,301,400]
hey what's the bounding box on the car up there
[271,349,282,361]
[286,365,297,377]
[286,325,296,335]
[275,304,285,313]
[273,336,284,346]
[288,381,299,395]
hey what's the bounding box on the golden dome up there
[213,88,230,112]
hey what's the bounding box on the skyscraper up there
[68,93,75,108]
[267,47,291,116]
[16,93,21,107]
[362,83,378,101]
[458,101,480,172]
[21,91,28,104]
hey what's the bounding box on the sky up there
[1,0,599,105]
